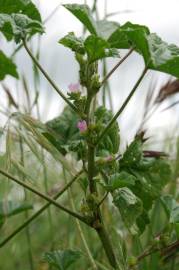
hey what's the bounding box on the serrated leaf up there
[0,13,44,42]
[161,195,179,224]
[0,50,18,80]
[120,137,143,168]
[59,32,85,54]
[63,4,97,35]
[108,21,150,49]
[43,249,82,270]
[95,106,120,154]
[46,106,80,155]
[118,136,171,232]
[113,187,143,228]
[84,35,118,62]
[145,33,179,78]
[0,0,41,22]
[109,21,179,78]
[104,171,136,191]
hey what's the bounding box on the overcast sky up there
[1,0,179,149]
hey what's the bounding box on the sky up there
[1,0,179,149]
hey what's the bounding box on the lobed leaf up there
[84,35,119,62]
[0,13,44,42]
[113,187,143,228]
[43,249,82,270]
[59,32,85,54]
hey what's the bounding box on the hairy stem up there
[0,169,88,225]
[0,171,82,248]
[96,66,148,146]
[86,97,119,269]
[22,39,81,116]
[63,169,98,270]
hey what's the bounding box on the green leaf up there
[59,32,85,54]
[120,137,143,168]
[95,106,120,154]
[145,33,179,78]
[161,195,179,224]
[63,4,97,35]
[46,106,80,155]
[109,22,179,78]
[104,171,136,191]
[108,21,150,49]
[0,13,44,42]
[113,187,143,228]
[0,50,18,80]
[96,20,120,40]
[0,0,41,21]
[43,249,82,270]
[118,136,171,232]
[84,35,119,62]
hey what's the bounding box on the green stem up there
[101,48,134,87]
[19,135,34,270]
[86,103,119,269]
[96,66,148,146]
[96,226,119,269]
[63,169,98,270]
[0,171,83,248]
[22,39,81,116]
[0,169,88,225]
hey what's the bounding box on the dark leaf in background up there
[0,50,18,80]
[44,249,82,270]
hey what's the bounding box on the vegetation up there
[0,1,179,269]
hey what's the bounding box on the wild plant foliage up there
[0,1,179,270]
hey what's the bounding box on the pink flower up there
[68,82,80,93]
[105,155,113,162]
[77,120,87,133]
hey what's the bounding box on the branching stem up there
[0,169,88,225]
[0,170,83,248]
[22,39,81,117]
[96,66,148,146]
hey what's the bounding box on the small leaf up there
[0,50,18,80]
[43,249,82,270]
[104,171,136,191]
[63,4,97,35]
[0,13,44,42]
[84,35,119,62]
[59,32,85,54]
[113,187,143,228]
